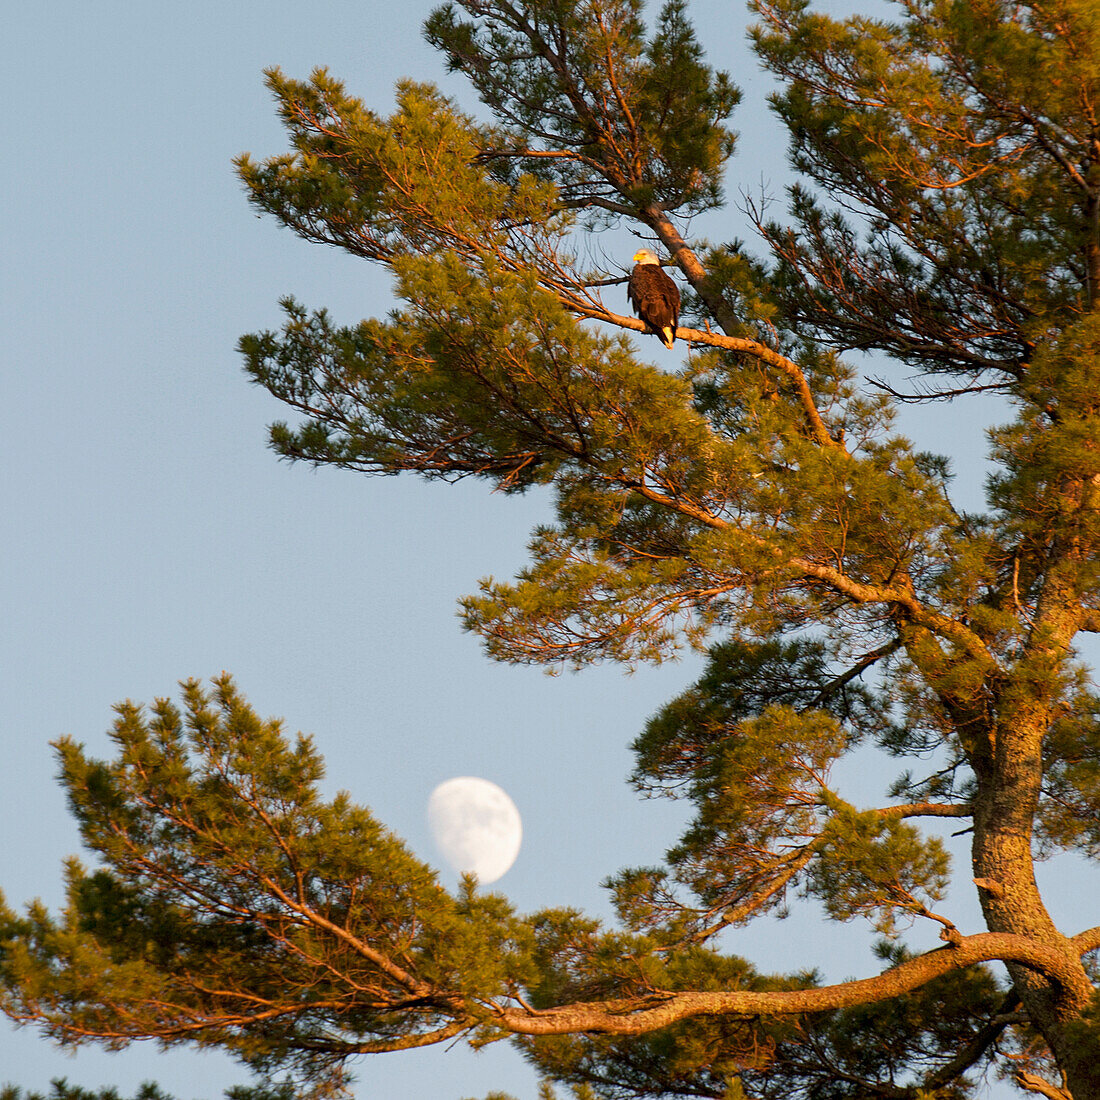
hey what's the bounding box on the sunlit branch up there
[1014,1070,1072,1100]
[494,932,1093,1037]
[687,843,819,942]
[590,474,994,667]
[877,802,972,819]
[567,300,843,450]
[1072,924,1100,954]
[1079,610,1100,633]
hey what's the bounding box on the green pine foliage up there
[0,678,534,1095]
[0,1084,177,1100]
[0,1081,295,1100]
[423,0,738,217]
[3,0,1100,1097]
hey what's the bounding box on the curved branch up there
[566,299,844,450]
[495,932,1086,1036]
[1072,924,1100,954]
[616,478,994,666]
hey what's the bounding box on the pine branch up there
[493,932,1092,1037]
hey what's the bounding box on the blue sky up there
[2,2,1094,1097]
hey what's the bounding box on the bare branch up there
[866,375,1014,402]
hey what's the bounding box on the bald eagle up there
[628,250,681,349]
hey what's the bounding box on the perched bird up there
[628,249,681,349]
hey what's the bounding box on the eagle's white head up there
[632,249,660,265]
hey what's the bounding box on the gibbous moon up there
[427,777,522,884]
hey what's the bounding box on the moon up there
[427,777,522,884]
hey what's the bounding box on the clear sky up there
[2,2,1094,1098]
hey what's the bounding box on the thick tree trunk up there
[972,698,1100,1098]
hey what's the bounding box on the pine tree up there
[2,1,1099,1098]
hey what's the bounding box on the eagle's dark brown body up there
[628,252,681,349]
